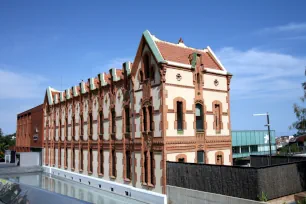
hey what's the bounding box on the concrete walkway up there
[0,166,43,175]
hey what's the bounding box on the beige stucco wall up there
[203,74,227,91]
[166,68,194,87]
[207,149,231,165]
[206,115,230,136]
[167,152,196,163]
[203,91,228,112]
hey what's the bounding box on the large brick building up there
[43,30,232,194]
[16,104,44,152]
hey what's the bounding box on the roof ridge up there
[152,35,208,53]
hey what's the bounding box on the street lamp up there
[253,112,272,166]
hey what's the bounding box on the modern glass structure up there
[232,130,277,159]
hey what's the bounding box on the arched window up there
[89,113,93,136]
[80,115,84,136]
[99,148,103,175]
[143,107,147,132]
[143,54,150,79]
[58,146,61,168]
[59,120,62,138]
[65,147,68,168]
[89,148,93,173]
[72,116,75,137]
[65,117,68,139]
[112,149,116,177]
[72,147,75,169]
[144,151,148,184]
[213,101,222,133]
[196,104,204,131]
[54,120,56,139]
[111,109,116,134]
[80,147,83,171]
[125,107,130,133]
[177,101,183,130]
[150,66,155,81]
[99,111,103,135]
[126,151,131,180]
[149,106,153,131]
[215,151,224,165]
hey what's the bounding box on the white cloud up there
[257,22,306,34]
[0,68,47,99]
[216,48,306,100]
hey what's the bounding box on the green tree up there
[290,69,306,136]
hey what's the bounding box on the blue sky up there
[0,0,305,136]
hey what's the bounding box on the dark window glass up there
[80,115,84,136]
[89,114,93,135]
[232,146,240,154]
[112,109,116,134]
[241,146,249,153]
[125,107,130,133]
[100,149,103,174]
[66,118,68,138]
[149,106,153,131]
[144,151,148,183]
[250,145,258,152]
[89,148,93,172]
[178,158,185,163]
[112,150,116,177]
[65,148,68,167]
[126,151,131,179]
[150,151,154,185]
[72,147,75,169]
[143,107,147,132]
[196,104,204,131]
[197,151,204,163]
[80,148,83,170]
[99,111,103,135]
[177,102,183,130]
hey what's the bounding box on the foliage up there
[258,191,268,202]
[279,143,301,154]
[297,198,306,204]
[290,69,306,136]
[0,128,16,159]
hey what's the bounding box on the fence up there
[167,160,306,201]
[250,155,306,167]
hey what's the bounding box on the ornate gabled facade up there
[43,30,232,194]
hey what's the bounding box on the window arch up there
[176,154,187,163]
[196,103,204,131]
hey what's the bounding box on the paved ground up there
[0,166,43,175]
[267,194,296,204]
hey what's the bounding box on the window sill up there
[71,168,75,171]
[124,178,131,183]
[110,176,116,179]
[88,171,93,175]
[64,166,68,169]
[79,169,83,173]
[98,173,103,177]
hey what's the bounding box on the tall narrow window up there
[196,104,204,131]
[144,151,148,184]
[59,120,62,138]
[150,151,154,185]
[53,147,55,166]
[80,115,84,136]
[72,147,75,169]
[143,107,147,132]
[54,120,56,139]
[72,116,75,137]
[150,66,155,81]
[58,147,61,167]
[149,106,153,131]
[99,149,103,175]
[177,102,183,130]
[126,151,131,180]
[214,104,221,133]
[89,148,93,172]
[89,114,93,136]
[65,118,68,139]
[111,109,116,134]
[125,107,130,133]
[65,147,68,168]
[197,151,205,164]
[80,148,83,170]
[99,111,103,135]
[143,55,150,79]
[112,150,116,177]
